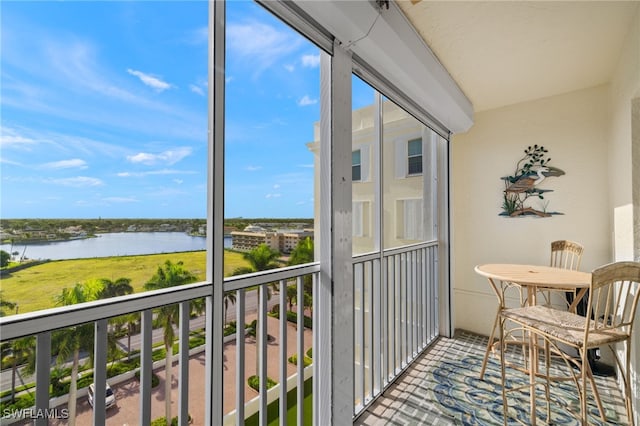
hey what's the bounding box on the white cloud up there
[265,193,282,199]
[0,126,37,148]
[127,69,172,92]
[301,54,320,68]
[41,158,87,170]
[245,165,262,171]
[189,84,205,96]
[225,76,234,84]
[126,147,192,166]
[284,64,295,72]
[117,168,197,177]
[273,184,280,189]
[297,95,317,106]
[47,176,103,187]
[227,20,303,76]
[173,179,184,184]
[102,196,138,203]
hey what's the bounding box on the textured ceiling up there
[396,1,639,112]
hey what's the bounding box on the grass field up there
[0,250,250,314]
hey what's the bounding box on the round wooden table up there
[474,263,592,425]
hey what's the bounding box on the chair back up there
[550,240,584,270]
[586,261,640,339]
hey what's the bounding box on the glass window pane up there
[351,76,377,255]
[352,149,361,165]
[383,99,431,249]
[408,156,423,175]
[0,1,208,307]
[225,0,319,266]
[225,1,320,421]
[408,138,422,156]
[353,164,362,182]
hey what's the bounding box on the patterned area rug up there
[429,353,625,425]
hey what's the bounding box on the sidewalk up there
[48,315,312,425]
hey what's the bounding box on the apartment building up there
[231,226,313,253]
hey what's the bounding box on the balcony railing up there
[353,241,439,417]
[0,243,439,425]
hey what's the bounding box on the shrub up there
[247,375,276,391]
[270,310,313,329]
[287,354,312,367]
[306,347,312,359]
[0,393,35,413]
[150,413,191,426]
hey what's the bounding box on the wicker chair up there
[499,261,640,425]
[479,240,584,380]
[538,240,584,308]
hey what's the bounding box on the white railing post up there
[236,289,246,426]
[34,332,51,426]
[326,40,354,424]
[279,280,288,426]
[206,0,225,423]
[139,310,152,425]
[179,301,190,426]
[296,276,304,426]
[93,319,108,425]
[315,41,354,426]
[258,286,268,426]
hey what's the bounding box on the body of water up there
[1,232,233,261]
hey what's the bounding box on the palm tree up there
[243,243,281,272]
[232,244,281,380]
[95,278,134,366]
[288,237,315,317]
[223,291,237,326]
[0,336,34,402]
[97,277,133,298]
[54,282,101,426]
[144,260,197,426]
[111,313,140,361]
[231,244,281,304]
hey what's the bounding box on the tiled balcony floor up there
[355,330,629,425]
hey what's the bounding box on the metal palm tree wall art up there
[500,145,564,217]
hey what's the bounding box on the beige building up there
[231,227,313,254]
[309,100,441,255]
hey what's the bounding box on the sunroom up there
[0,1,638,425]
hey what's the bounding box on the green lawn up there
[244,377,313,426]
[1,250,249,314]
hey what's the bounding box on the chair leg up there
[625,346,635,426]
[587,368,606,422]
[544,339,551,423]
[499,316,508,426]
[480,305,500,380]
[580,350,589,425]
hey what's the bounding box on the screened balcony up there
[1,0,639,425]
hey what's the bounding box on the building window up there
[353,200,370,238]
[352,149,362,181]
[397,198,424,241]
[407,138,422,175]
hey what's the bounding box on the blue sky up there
[1,1,373,219]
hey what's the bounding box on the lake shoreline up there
[0,232,220,261]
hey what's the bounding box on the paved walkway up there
[50,316,312,426]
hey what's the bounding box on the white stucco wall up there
[451,85,611,336]
[608,7,640,424]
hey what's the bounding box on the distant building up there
[231,226,313,253]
